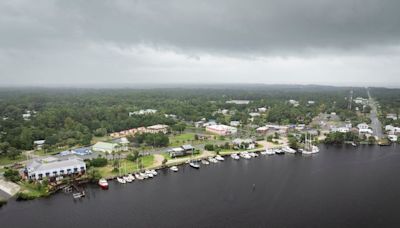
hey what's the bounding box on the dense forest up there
[0,85,370,154]
[370,87,400,126]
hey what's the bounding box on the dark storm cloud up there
[1,0,400,86]
[1,0,400,54]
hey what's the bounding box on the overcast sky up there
[1,0,400,87]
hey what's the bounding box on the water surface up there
[1,145,399,228]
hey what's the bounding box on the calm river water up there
[1,145,400,228]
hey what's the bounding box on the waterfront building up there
[25,156,86,180]
[206,124,237,136]
[168,144,195,158]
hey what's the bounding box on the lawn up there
[92,135,113,144]
[0,155,26,166]
[169,133,196,147]
[18,182,49,200]
[96,155,155,178]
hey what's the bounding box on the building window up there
[73,168,78,173]
[60,170,65,174]
[80,167,85,170]
[45,172,50,177]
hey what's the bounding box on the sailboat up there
[301,132,319,155]
[189,149,200,169]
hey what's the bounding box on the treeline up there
[0,86,368,151]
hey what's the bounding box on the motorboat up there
[145,170,154,178]
[135,173,144,180]
[123,175,132,183]
[230,153,240,160]
[201,160,210,165]
[282,146,296,154]
[275,149,284,155]
[170,166,179,172]
[149,169,158,176]
[127,174,135,181]
[140,172,148,179]
[249,152,258,157]
[116,177,126,184]
[98,178,109,190]
[240,152,251,159]
[351,142,357,147]
[266,148,275,155]
[215,155,225,161]
[189,161,200,169]
[260,150,268,155]
[208,157,218,163]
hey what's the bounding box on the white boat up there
[282,146,296,154]
[145,170,154,178]
[123,175,132,183]
[116,177,126,184]
[266,148,275,155]
[135,173,144,180]
[150,169,158,176]
[302,133,320,155]
[208,157,218,163]
[302,145,320,155]
[98,178,109,189]
[215,155,225,161]
[351,142,357,147]
[127,174,135,181]
[189,161,200,169]
[140,172,148,179]
[201,160,210,165]
[249,152,258,157]
[240,152,251,159]
[275,149,284,155]
[170,166,179,172]
[260,150,268,155]
[230,153,240,160]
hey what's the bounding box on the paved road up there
[367,89,383,139]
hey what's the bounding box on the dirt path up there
[149,154,165,168]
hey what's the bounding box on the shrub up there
[3,169,21,182]
[89,157,108,167]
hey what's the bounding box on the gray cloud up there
[0,0,400,86]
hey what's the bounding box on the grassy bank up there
[16,182,50,200]
[96,155,155,178]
